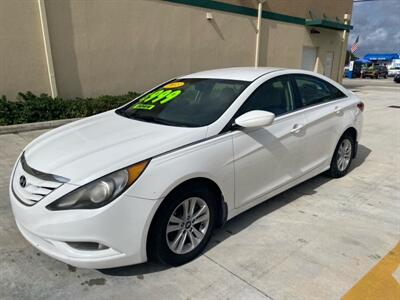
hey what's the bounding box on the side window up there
[237,76,295,117]
[294,75,345,107]
[327,83,346,100]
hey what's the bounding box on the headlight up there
[46,160,149,210]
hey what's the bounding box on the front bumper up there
[10,183,160,269]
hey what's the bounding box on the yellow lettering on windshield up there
[132,103,155,110]
[131,86,183,111]
[164,82,185,89]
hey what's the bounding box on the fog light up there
[67,242,109,251]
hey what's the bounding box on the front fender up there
[125,133,235,211]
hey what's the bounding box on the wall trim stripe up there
[163,0,352,31]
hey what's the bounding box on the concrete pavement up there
[0,80,399,299]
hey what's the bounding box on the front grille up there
[12,154,67,206]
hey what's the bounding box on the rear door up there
[292,74,348,173]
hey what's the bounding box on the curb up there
[0,118,80,135]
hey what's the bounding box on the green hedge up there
[0,91,139,126]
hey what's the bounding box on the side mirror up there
[234,110,275,129]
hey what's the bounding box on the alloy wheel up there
[166,197,210,255]
[337,139,352,171]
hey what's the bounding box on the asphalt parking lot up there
[0,79,399,300]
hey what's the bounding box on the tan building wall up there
[0,0,51,98]
[45,0,257,99]
[0,0,353,99]
[262,21,344,76]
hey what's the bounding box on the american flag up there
[351,35,360,53]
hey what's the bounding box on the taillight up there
[357,102,364,112]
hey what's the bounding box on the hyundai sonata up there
[10,67,363,268]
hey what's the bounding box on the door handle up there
[290,124,305,134]
[334,106,343,115]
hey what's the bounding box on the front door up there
[232,76,307,208]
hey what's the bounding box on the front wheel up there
[148,185,216,266]
[327,134,354,178]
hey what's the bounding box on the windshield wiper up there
[130,114,185,127]
[116,109,191,127]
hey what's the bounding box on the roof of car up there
[179,67,282,81]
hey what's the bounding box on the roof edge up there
[164,0,352,31]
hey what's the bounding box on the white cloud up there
[348,0,400,56]
[365,28,388,42]
[394,31,400,43]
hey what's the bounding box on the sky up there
[348,0,400,58]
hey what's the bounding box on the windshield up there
[116,79,249,127]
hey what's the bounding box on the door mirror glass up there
[235,110,275,128]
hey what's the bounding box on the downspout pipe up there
[38,0,58,98]
[255,0,266,67]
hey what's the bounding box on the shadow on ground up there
[100,145,371,277]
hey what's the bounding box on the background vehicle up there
[361,65,388,78]
[10,68,364,268]
[388,67,400,77]
[344,66,349,78]
[347,59,371,78]
[394,73,400,83]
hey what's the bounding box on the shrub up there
[0,91,139,126]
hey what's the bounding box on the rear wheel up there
[327,134,354,178]
[148,185,216,266]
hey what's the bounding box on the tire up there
[148,184,216,266]
[327,134,355,178]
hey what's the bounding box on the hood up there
[24,111,207,185]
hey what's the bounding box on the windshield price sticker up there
[131,85,184,110]
[164,82,185,89]
[142,89,182,104]
[132,103,155,110]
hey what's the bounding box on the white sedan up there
[9,67,363,268]
[388,67,400,77]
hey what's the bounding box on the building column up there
[38,0,58,98]
[337,14,351,83]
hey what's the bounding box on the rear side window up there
[236,76,295,117]
[294,75,345,108]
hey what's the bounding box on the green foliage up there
[0,91,139,126]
